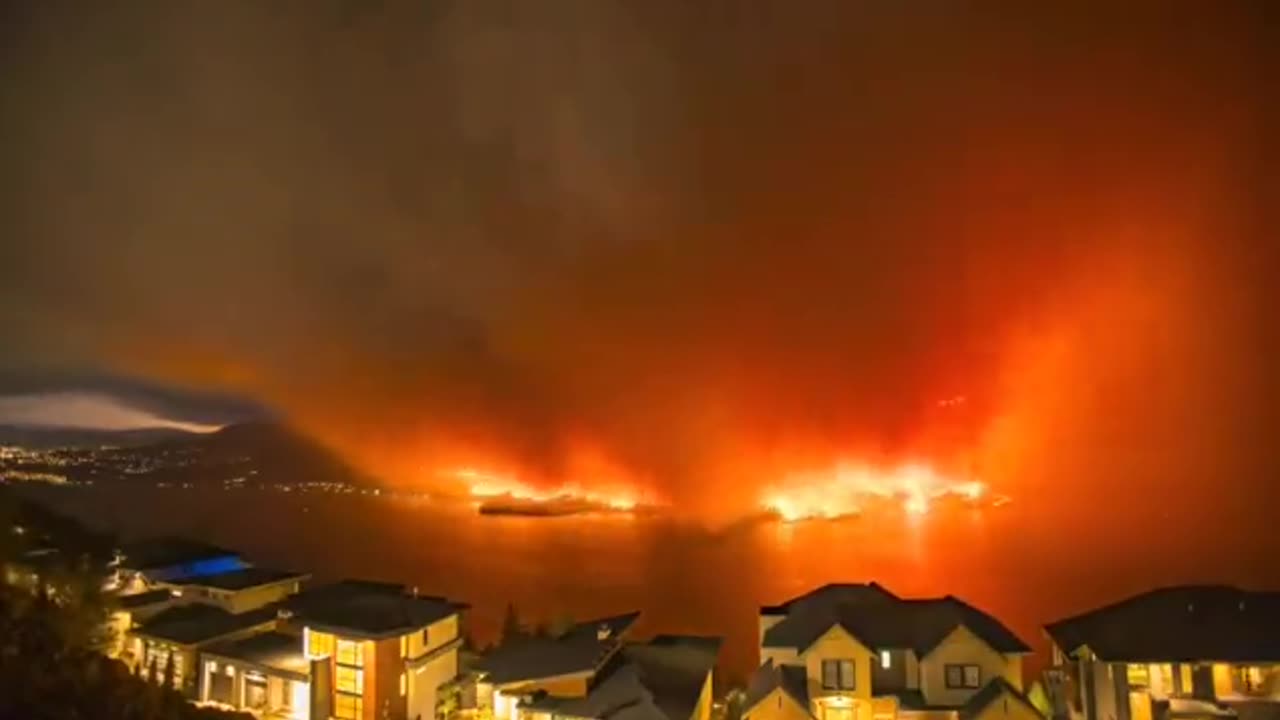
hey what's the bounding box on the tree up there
[500,602,524,643]
[161,652,176,691]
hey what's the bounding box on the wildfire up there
[450,468,640,512]
[761,461,990,522]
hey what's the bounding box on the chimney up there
[597,624,612,641]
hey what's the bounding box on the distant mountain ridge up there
[0,425,199,449]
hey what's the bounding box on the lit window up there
[336,666,365,694]
[335,693,363,720]
[1157,665,1173,693]
[880,651,891,669]
[207,661,217,673]
[306,630,335,659]
[1127,665,1150,688]
[336,639,363,667]
[945,664,982,689]
[400,672,407,696]
[226,665,236,677]
[822,659,856,690]
[400,634,408,658]
[1179,664,1193,694]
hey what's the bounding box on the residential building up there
[744,583,1040,720]
[1043,586,1280,720]
[115,537,247,592]
[285,580,468,720]
[131,603,279,697]
[474,612,720,720]
[202,631,313,719]
[163,567,310,614]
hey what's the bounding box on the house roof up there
[204,631,310,677]
[959,678,1042,720]
[1044,585,1280,663]
[519,634,721,720]
[761,585,1029,655]
[116,589,173,610]
[475,612,640,685]
[120,537,240,571]
[134,603,276,646]
[744,659,810,714]
[285,580,464,639]
[171,567,308,591]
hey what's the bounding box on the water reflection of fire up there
[761,462,995,522]
[452,468,639,511]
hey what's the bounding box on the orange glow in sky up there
[450,467,642,512]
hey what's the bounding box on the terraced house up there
[744,584,1041,720]
[1044,586,1280,720]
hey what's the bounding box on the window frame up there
[822,659,856,690]
[945,664,982,689]
[334,692,364,720]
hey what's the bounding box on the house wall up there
[918,627,1011,707]
[408,645,459,720]
[744,688,815,720]
[803,625,874,703]
[371,636,407,720]
[871,650,910,693]
[409,615,460,659]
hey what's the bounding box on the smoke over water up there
[2,3,1276,523]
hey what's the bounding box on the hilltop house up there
[114,537,248,592]
[744,583,1040,720]
[1043,586,1280,720]
[474,613,720,720]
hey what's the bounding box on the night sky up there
[2,2,1278,521]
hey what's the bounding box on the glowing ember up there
[449,468,640,513]
[761,461,989,521]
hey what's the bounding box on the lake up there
[20,485,1280,684]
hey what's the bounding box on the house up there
[284,580,468,720]
[1043,586,1280,720]
[131,603,279,697]
[745,583,1039,720]
[115,537,248,592]
[474,612,720,720]
[201,631,313,719]
[163,567,310,614]
[114,564,306,668]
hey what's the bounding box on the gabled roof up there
[285,580,464,639]
[518,634,721,720]
[134,603,276,646]
[762,585,1028,655]
[475,612,640,686]
[1044,585,1280,663]
[960,678,1042,720]
[744,660,810,715]
[170,567,308,592]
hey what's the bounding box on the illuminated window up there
[226,664,236,677]
[1157,665,1173,692]
[336,665,365,694]
[335,693,363,720]
[306,630,335,659]
[822,659,856,690]
[207,661,217,674]
[400,634,408,658]
[1179,665,1193,694]
[1127,664,1150,688]
[336,639,364,667]
[880,651,891,669]
[1236,667,1264,693]
[400,672,407,696]
[945,664,982,689]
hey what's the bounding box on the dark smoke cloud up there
[2,1,1277,518]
